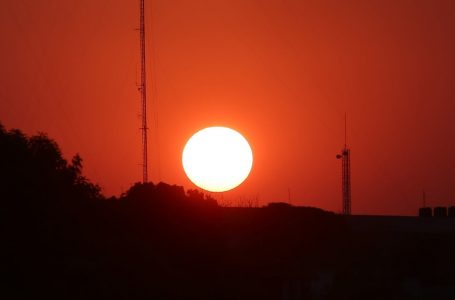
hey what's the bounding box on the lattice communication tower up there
[336,115,351,215]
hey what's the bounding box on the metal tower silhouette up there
[139,0,148,183]
[336,115,351,215]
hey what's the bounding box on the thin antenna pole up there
[344,113,347,148]
[139,0,148,183]
[423,190,426,207]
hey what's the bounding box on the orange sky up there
[1,0,455,215]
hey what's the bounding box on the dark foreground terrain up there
[4,196,455,300]
[2,124,455,299]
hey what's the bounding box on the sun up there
[182,126,253,192]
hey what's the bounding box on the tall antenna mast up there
[337,114,351,215]
[139,0,148,183]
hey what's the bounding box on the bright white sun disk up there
[182,127,253,192]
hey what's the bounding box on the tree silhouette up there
[0,124,101,205]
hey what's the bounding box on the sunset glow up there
[182,127,253,192]
[2,0,455,215]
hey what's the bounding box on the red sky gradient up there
[1,0,455,215]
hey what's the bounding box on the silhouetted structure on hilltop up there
[336,115,351,215]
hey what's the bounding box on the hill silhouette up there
[1,122,454,299]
